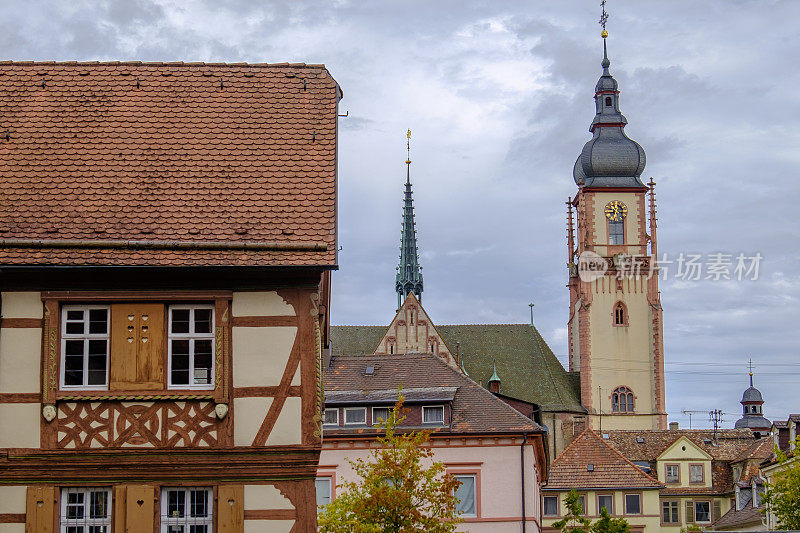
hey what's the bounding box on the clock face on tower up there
[604,201,627,222]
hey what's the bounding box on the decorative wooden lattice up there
[54,401,218,449]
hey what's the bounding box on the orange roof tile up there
[545,430,663,490]
[0,61,341,267]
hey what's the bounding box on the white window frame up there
[665,463,680,483]
[60,487,112,532]
[343,407,367,425]
[323,408,339,426]
[694,500,711,523]
[315,477,333,508]
[160,487,213,532]
[422,405,445,424]
[543,495,559,517]
[60,305,110,390]
[372,406,391,425]
[453,474,477,517]
[167,305,215,390]
[690,463,704,483]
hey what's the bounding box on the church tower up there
[395,130,423,308]
[566,17,667,430]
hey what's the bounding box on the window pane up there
[691,465,703,482]
[315,478,332,507]
[167,527,184,533]
[345,409,365,424]
[424,406,444,423]
[695,501,710,522]
[171,309,190,334]
[168,490,185,518]
[193,340,213,385]
[625,494,641,514]
[190,489,208,517]
[372,408,390,424]
[88,309,108,334]
[89,490,108,518]
[171,340,190,385]
[189,527,208,533]
[454,476,476,516]
[598,495,613,513]
[543,496,558,516]
[65,340,85,386]
[324,409,338,425]
[194,309,212,334]
[66,321,85,335]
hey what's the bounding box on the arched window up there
[613,302,628,326]
[605,96,613,106]
[612,386,635,413]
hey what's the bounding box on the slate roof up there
[713,499,763,530]
[323,352,543,436]
[544,430,663,491]
[0,61,340,267]
[330,324,584,413]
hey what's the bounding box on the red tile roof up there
[323,353,542,436]
[545,430,663,490]
[0,61,340,267]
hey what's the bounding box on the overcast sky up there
[4,0,798,429]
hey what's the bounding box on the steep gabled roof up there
[330,323,584,413]
[324,352,542,436]
[0,61,340,267]
[604,429,758,462]
[544,430,663,490]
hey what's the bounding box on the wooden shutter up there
[114,486,127,531]
[218,485,244,533]
[124,485,155,532]
[26,486,55,533]
[110,304,165,390]
[685,500,694,523]
[713,499,721,522]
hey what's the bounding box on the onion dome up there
[741,386,763,403]
[574,42,646,188]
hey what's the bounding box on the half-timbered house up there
[0,60,341,532]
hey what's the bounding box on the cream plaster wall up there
[232,291,294,317]
[0,403,40,448]
[657,496,733,531]
[244,484,294,510]
[232,326,297,387]
[1,292,43,318]
[656,438,712,489]
[0,328,41,394]
[542,489,661,532]
[588,192,646,257]
[244,520,294,532]
[234,397,271,446]
[265,397,302,446]
[0,525,24,533]
[320,441,541,532]
[0,485,26,512]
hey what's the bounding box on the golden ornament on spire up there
[405,129,412,165]
[599,0,609,38]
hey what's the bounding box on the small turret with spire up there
[734,359,771,438]
[395,129,423,308]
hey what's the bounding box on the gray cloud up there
[0,0,797,428]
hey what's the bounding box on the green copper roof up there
[395,163,423,308]
[330,323,584,413]
[489,362,500,383]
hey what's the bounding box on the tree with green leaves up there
[317,394,462,533]
[762,437,800,530]
[552,489,592,533]
[591,507,629,533]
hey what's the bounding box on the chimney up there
[669,422,679,431]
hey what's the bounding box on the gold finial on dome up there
[599,0,609,39]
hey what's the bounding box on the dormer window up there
[422,405,445,424]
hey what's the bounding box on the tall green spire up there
[396,129,423,308]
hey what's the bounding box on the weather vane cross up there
[406,129,411,165]
[599,0,609,38]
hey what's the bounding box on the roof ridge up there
[0,60,327,68]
